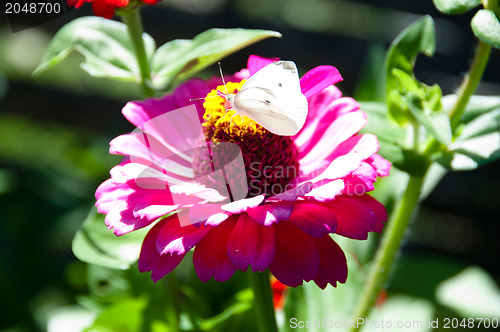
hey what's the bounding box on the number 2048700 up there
[443,318,498,329]
[5,2,61,14]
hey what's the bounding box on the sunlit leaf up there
[433,0,481,14]
[47,305,96,332]
[471,9,500,49]
[385,16,435,96]
[436,266,500,318]
[406,92,452,145]
[33,17,156,81]
[84,297,148,332]
[436,95,500,170]
[151,28,281,89]
[72,208,150,270]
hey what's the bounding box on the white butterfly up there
[219,61,308,136]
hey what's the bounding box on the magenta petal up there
[246,201,294,226]
[269,182,313,201]
[156,213,211,255]
[246,55,279,75]
[300,65,342,99]
[324,196,376,240]
[286,202,337,238]
[227,214,275,271]
[193,217,237,282]
[367,154,391,177]
[305,179,345,202]
[95,178,170,236]
[138,218,186,282]
[269,222,320,287]
[189,203,229,226]
[343,162,377,196]
[221,195,265,214]
[354,195,387,233]
[312,235,348,289]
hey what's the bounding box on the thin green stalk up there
[249,270,278,332]
[349,174,427,332]
[448,41,491,130]
[120,9,155,98]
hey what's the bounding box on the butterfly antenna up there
[218,62,230,96]
[189,95,218,102]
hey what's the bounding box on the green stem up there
[249,270,278,332]
[448,0,498,131]
[448,41,491,131]
[349,174,427,332]
[120,8,155,98]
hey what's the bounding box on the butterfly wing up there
[234,61,308,136]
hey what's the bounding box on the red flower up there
[67,0,161,19]
[271,277,288,310]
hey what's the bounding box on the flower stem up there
[349,173,427,332]
[120,8,155,98]
[448,41,491,131]
[249,270,278,332]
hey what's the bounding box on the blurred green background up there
[1,1,499,331]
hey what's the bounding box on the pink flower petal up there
[300,65,342,99]
[227,213,276,271]
[269,222,320,287]
[221,194,265,214]
[193,218,237,282]
[189,203,229,226]
[367,154,391,177]
[155,213,211,255]
[354,194,387,233]
[95,178,174,236]
[138,218,186,282]
[312,235,348,289]
[305,179,345,202]
[286,202,337,238]
[246,55,279,75]
[295,95,362,155]
[323,196,377,240]
[299,112,367,169]
[343,162,377,196]
[246,201,294,226]
[133,203,179,221]
[269,182,313,201]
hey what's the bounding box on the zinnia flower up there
[96,55,390,288]
[67,0,160,19]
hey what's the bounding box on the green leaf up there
[151,28,281,88]
[436,266,500,318]
[385,16,435,96]
[359,101,405,163]
[406,92,452,145]
[72,208,151,270]
[33,17,156,81]
[433,0,482,14]
[85,297,148,332]
[436,95,500,170]
[471,9,500,49]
